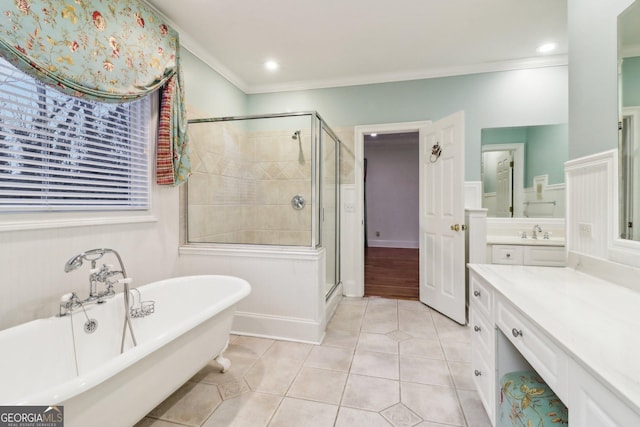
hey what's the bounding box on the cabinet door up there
[570,363,640,426]
[523,246,566,266]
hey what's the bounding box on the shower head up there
[292,130,301,140]
[63,248,125,273]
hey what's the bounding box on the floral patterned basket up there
[498,370,568,426]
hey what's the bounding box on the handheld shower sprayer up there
[291,130,305,165]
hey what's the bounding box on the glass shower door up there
[321,123,340,298]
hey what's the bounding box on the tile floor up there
[135,297,492,427]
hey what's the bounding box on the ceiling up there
[146,0,568,94]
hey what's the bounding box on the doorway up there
[363,132,420,299]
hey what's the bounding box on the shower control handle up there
[291,195,305,210]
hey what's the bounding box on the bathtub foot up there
[216,340,231,373]
[216,354,231,373]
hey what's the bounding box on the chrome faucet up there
[62,248,137,352]
[64,248,126,303]
[532,224,542,239]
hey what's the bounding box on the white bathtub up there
[0,275,251,427]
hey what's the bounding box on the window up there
[0,57,151,212]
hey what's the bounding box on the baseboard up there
[368,240,418,248]
[231,311,324,344]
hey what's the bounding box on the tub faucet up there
[532,224,542,239]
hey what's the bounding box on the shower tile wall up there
[188,123,311,246]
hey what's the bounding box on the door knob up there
[450,224,460,232]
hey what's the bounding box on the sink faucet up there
[532,224,542,239]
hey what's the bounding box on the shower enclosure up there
[186,112,341,299]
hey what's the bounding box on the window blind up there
[0,57,150,211]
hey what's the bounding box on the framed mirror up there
[619,0,640,241]
[481,124,568,218]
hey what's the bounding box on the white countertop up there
[468,263,640,413]
[486,236,565,247]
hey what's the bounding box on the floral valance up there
[0,0,190,186]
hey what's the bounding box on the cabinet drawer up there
[470,309,494,357]
[470,272,493,318]
[496,297,568,403]
[491,245,524,264]
[523,246,566,266]
[471,345,495,422]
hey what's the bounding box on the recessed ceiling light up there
[264,60,279,71]
[370,133,378,137]
[536,43,557,54]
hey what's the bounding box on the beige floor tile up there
[448,361,475,390]
[400,356,453,388]
[441,341,472,363]
[327,311,364,332]
[436,323,471,344]
[457,389,492,427]
[357,332,399,354]
[244,357,302,395]
[401,382,465,426]
[229,336,275,358]
[381,403,423,427]
[287,368,348,405]
[287,367,348,405]
[414,422,456,427]
[268,397,338,427]
[202,391,282,427]
[397,300,430,312]
[321,328,359,349]
[148,381,221,426]
[351,350,399,380]
[304,345,354,372]
[361,310,398,334]
[335,407,393,427]
[399,337,445,360]
[261,341,313,362]
[134,418,183,427]
[341,374,400,411]
[398,310,438,339]
[339,297,369,307]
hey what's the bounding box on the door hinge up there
[510,160,514,167]
[509,206,513,213]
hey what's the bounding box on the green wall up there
[181,48,247,117]
[623,56,640,107]
[247,67,568,181]
[180,46,568,182]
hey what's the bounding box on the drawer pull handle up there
[474,370,482,376]
[512,328,523,338]
[473,290,481,297]
[506,253,511,258]
[474,325,481,332]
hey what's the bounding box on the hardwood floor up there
[364,246,419,300]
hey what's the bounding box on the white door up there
[495,151,513,218]
[419,111,466,324]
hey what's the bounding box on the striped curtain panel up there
[0,0,190,186]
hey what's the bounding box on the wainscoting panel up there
[565,150,616,259]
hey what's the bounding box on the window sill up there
[0,213,158,232]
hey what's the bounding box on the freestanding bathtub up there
[0,275,251,427]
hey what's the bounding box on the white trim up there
[247,55,568,95]
[143,1,568,96]
[179,244,323,261]
[0,214,158,232]
[367,240,419,249]
[231,311,324,344]
[351,121,431,297]
[464,181,483,209]
[482,143,525,217]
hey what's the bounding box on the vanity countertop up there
[467,263,640,413]
[486,236,565,247]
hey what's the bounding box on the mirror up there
[481,124,568,218]
[619,1,640,241]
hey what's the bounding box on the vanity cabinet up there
[490,244,565,266]
[468,264,640,427]
[469,274,495,421]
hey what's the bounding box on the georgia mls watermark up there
[0,406,63,427]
